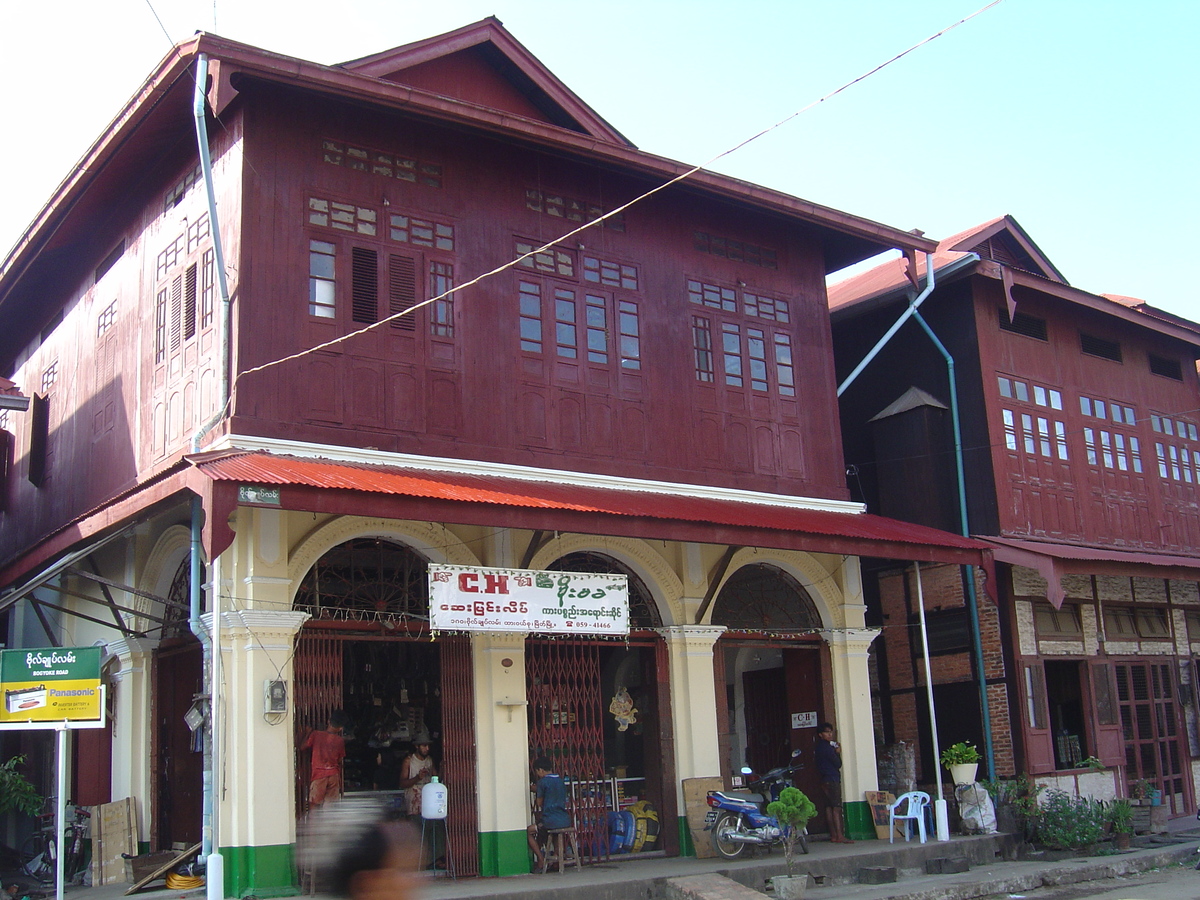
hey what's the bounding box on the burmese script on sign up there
[428,564,629,635]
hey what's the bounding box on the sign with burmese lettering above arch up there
[429,564,628,635]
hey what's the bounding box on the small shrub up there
[1032,789,1106,850]
[0,756,42,816]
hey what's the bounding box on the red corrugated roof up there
[192,450,986,553]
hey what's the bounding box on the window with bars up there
[688,280,795,397]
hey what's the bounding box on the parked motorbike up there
[704,749,807,859]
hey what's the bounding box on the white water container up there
[421,776,448,819]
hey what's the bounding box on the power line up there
[226,0,1004,394]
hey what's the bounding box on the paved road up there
[993,860,1200,900]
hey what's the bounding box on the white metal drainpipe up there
[909,308,995,780]
[189,52,230,900]
[835,251,996,790]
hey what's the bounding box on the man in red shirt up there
[303,711,347,808]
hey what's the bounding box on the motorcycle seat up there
[714,790,765,803]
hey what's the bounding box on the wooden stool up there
[543,827,581,873]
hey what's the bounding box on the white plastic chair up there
[887,791,931,843]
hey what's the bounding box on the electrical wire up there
[221,0,1004,398]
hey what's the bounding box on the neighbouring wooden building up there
[830,215,1200,814]
[0,19,988,894]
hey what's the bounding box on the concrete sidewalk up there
[48,822,1200,900]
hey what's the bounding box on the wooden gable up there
[339,17,631,146]
[946,215,1066,284]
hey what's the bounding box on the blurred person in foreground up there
[301,797,421,900]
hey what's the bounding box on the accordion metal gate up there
[293,630,479,876]
[526,639,609,863]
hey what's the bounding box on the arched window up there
[295,538,429,623]
[547,552,661,629]
[161,558,194,640]
[710,563,821,631]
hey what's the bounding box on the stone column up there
[106,636,158,847]
[470,631,530,876]
[210,608,309,897]
[822,628,882,840]
[658,625,725,854]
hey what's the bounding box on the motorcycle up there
[704,749,807,859]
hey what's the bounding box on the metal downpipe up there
[910,309,995,780]
[837,253,938,398]
[189,53,229,898]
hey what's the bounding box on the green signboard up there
[0,647,102,723]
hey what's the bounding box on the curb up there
[810,843,1198,900]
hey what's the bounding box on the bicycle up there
[20,802,91,884]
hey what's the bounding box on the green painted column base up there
[677,817,695,857]
[223,843,300,898]
[477,829,534,877]
[844,800,876,841]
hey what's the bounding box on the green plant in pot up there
[766,786,817,891]
[940,742,980,784]
[1108,798,1133,849]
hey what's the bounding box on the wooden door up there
[154,641,203,848]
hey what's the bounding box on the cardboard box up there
[864,790,901,841]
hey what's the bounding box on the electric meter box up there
[265,679,287,714]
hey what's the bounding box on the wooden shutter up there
[350,247,379,324]
[28,393,48,487]
[1088,660,1125,767]
[1020,660,1055,773]
[388,253,417,331]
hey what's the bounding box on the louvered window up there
[154,218,212,362]
[1080,332,1122,362]
[998,307,1048,341]
[351,247,379,324]
[1149,354,1183,381]
[388,255,417,331]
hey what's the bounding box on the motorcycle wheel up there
[711,812,747,860]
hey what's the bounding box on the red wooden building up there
[0,19,988,893]
[830,215,1200,814]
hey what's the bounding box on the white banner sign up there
[428,564,629,635]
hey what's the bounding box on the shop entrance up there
[526,637,675,863]
[292,537,478,875]
[294,631,478,874]
[711,563,829,833]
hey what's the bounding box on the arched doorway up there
[292,538,478,875]
[526,553,677,860]
[711,563,829,832]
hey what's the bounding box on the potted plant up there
[1108,798,1133,850]
[765,787,817,899]
[940,742,981,785]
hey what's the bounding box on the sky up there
[2,0,1197,318]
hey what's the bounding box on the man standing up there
[302,711,347,809]
[815,722,852,843]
